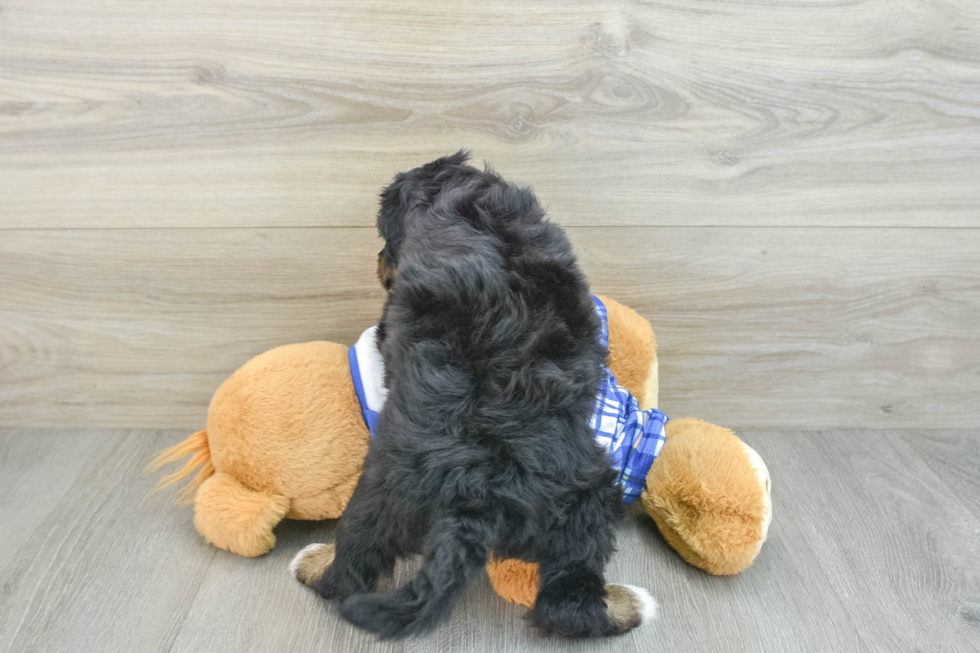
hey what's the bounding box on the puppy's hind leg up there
[527,490,657,637]
[291,469,399,602]
[340,513,489,638]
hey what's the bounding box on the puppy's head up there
[376,150,474,289]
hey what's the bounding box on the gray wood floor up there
[1,429,977,652]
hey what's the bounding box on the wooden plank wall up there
[2,0,978,429]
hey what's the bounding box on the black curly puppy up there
[291,152,656,638]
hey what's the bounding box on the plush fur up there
[195,472,291,556]
[600,295,659,410]
[642,418,772,575]
[148,341,370,556]
[298,152,653,638]
[485,554,540,608]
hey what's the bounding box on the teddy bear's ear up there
[595,295,658,410]
[642,418,772,575]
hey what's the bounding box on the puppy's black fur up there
[315,152,628,638]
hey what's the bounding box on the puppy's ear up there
[374,151,473,290]
[377,249,396,290]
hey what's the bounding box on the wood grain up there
[2,226,978,429]
[746,429,980,651]
[2,0,979,228]
[575,227,980,430]
[0,429,125,566]
[0,228,387,428]
[901,430,980,521]
[0,430,217,653]
[3,428,977,651]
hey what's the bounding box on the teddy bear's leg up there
[595,295,659,410]
[194,472,290,557]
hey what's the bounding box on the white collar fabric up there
[348,325,387,436]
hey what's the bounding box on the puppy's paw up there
[605,584,658,634]
[290,543,335,588]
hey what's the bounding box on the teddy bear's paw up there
[290,543,335,588]
[605,584,658,632]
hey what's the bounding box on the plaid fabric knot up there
[590,296,668,503]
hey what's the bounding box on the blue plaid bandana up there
[348,296,668,504]
[589,295,668,503]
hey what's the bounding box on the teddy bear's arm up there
[595,295,658,410]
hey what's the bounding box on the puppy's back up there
[385,173,606,433]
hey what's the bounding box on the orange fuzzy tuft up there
[146,430,215,504]
[486,556,540,608]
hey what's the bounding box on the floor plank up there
[0,429,126,572]
[901,430,980,522]
[628,483,867,652]
[0,430,216,653]
[746,429,980,652]
[2,227,977,430]
[6,428,976,651]
[2,0,979,228]
[167,519,405,653]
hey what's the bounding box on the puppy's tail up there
[339,517,488,638]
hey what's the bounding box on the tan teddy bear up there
[151,295,771,605]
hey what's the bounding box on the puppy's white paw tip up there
[623,584,659,623]
[289,543,327,579]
